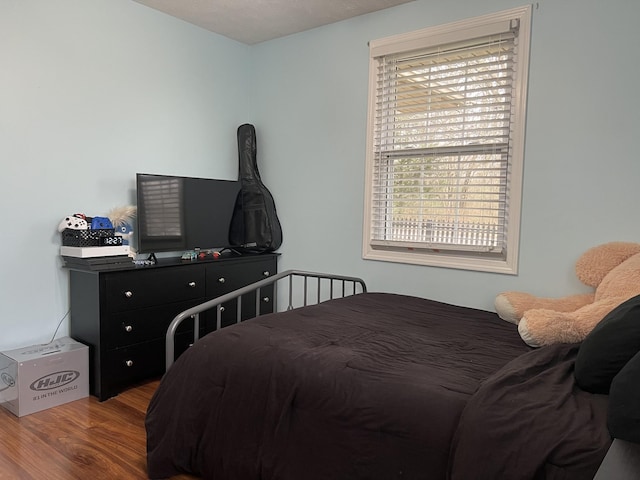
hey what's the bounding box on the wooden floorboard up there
[0,380,198,480]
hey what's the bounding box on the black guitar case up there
[229,124,283,253]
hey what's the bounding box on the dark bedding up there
[146,293,610,480]
[449,343,610,479]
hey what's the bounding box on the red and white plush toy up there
[495,242,640,347]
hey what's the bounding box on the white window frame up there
[362,5,531,274]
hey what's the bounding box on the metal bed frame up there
[165,269,367,370]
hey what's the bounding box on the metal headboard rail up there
[165,269,367,371]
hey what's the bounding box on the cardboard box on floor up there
[0,337,89,417]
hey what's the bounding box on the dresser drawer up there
[101,335,193,399]
[104,298,205,350]
[104,266,206,313]
[203,292,275,331]
[206,258,274,297]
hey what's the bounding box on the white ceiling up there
[132,0,415,45]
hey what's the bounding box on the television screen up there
[136,173,241,254]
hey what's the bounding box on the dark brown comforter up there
[449,343,610,480]
[145,293,610,480]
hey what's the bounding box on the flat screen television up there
[136,173,241,254]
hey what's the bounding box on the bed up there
[145,270,613,480]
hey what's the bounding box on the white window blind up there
[363,6,531,273]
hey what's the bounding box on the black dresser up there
[68,253,277,400]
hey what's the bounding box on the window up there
[363,6,531,274]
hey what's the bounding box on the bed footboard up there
[165,269,367,370]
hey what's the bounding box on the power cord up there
[48,309,70,344]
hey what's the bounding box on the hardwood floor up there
[0,380,198,480]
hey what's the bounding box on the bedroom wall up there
[2,0,638,351]
[0,0,250,350]
[248,0,640,310]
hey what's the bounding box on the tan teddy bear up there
[495,242,640,347]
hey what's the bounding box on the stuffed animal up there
[495,242,640,347]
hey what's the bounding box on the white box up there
[60,245,131,258]
[0,337,89,417]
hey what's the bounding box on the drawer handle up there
[124,291,133,298]
[263,271,270,277]
[218,277,225,284]
[125,360,134,367]
[188,281,196,288]
[124,325,133,333]
[263,297,270,303]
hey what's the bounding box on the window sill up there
[362,244,518,275]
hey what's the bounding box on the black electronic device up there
[136,173,241,255]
